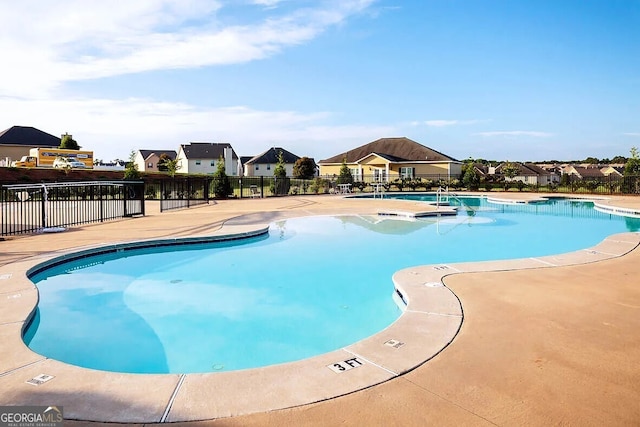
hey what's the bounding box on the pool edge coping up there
[1,199,639,422]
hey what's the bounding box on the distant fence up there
[2,174,638,233]
[153,178,210,212]
[143,173,640,213]
[1,181,144,236]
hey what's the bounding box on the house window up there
[349,168,361,181]
[210,160,215,166]
[195,160,201,165]
[373,169,387,182]
[267,164,271,170]
[148,162,153,168]
[256,165,259,170]
[400,167,415,179]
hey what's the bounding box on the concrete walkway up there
[1,194,639,426]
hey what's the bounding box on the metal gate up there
[1,181,145,236]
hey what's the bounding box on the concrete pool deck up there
[1,193,639,425]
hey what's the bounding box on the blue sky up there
[1,0,638,162]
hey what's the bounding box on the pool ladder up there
[437,186,477,212]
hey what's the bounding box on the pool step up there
[377,208,457,218]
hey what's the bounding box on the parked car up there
[53,157,86,169]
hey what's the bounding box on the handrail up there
[437,186,477,212]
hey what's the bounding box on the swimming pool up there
[24,196,640,374]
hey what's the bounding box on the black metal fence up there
[144,178,211,212]
[2,174,638,234]
[148,174,640,213]
[1,181,144,236]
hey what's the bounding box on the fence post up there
[140,182,145,215]
[260,176,264,198]
[187,178,190,209]
[160,180,165,212]
[123,183,128,217]
[99,184,104,222]
[40,186,46,229]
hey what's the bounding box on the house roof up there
[0,125,61,147]
[495,162,551,176]
[601,166,624,176]
[569,166,605,178]
[472,163,489,174]
[522,163,551,175]
[319,137,459,164]
[180,142,238,160]
[245,147,300,165]
[139,149,177,161]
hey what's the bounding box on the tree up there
[273,151,287,179]
[59,133,80,150]
[157,153,171,171]
[271,151,290,195]
[123,150,140,180]
[624,147,640,176]
[157,154,181,177]
[501,161,520,180]
[611,155,627,164]
[336,158,353,185]
[212,155,232,198]
[292,157,316,179]
[583,156,600,164]
[462,163,480,191]
[164,159,181,178]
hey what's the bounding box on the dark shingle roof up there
[319,137,458,164]
[495,162,545,176]
[0,126,61,147]
[181,142,237,160]
[522,163,553,175]
[139,149,177,160]
[245,147,300,164]
[571,166,605,178]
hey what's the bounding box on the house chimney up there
[224,146,233,175]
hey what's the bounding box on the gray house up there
[0,126,61,166]
[176,142,239,175]
[243,147,301,177]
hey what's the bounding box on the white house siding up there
[245,163,296,177]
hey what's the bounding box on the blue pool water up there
[24,197,640,374]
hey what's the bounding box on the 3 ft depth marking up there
[327,358,364,373]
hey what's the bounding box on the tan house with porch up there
[318,137,462,182]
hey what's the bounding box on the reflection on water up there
[337,215,435,235]
[25,196,640,374]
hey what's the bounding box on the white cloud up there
[0,0,383,162]
[424,119,486,127]
[252,0,286,8]
[425,120,459,127]
[0,96,392,161]
[0,0,375,97]
[623,132,640,137]
[474,131,553,138]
